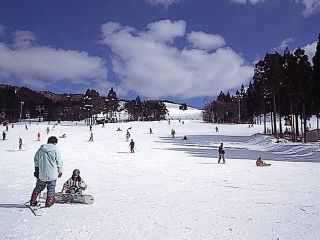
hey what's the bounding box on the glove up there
[34,167,39,178]
[58,172,62,178]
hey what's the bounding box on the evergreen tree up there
[312,34,320,130]
[105,87,120,122]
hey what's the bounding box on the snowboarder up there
[2,131,6,140]
[116,127,122,131]
[218,142,225,164]
[89,131,93,141]
[130,139,135,153]
[37,132,41,141]
[256,157,270,166]
[19,138,22,150]
[30,136,63,208]
[61,169,87,194]
[182,135,188,140]
[149,128,153,134]
[171,129,175,138]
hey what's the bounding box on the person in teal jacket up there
[30,136,63,207]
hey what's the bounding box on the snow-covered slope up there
[164,102,203,120]
[0,120,319,240]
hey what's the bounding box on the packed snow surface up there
[0,120,320,240]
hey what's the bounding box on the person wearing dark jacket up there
[218,142,225,164]
[130,139,135,153]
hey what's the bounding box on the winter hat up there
[72,169,80,176]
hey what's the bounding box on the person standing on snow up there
[61,169,87,194]
[30,136,63,208]
[2,131,6,140]
[130,139,135,153]
[19,138,22,150]
[89,131,93,141]
[218,142,225,164]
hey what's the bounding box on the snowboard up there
[43,192,94,204]
[259,163,271,167]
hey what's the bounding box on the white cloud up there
[0,32,109,92]
[274,38,293,52]
[230,0,266,5]
[13,31,36,49]
[293,0,320,17]
[142,20,186,43]
[302,41,317,61]
[100,20,253,99]
[187,31,226,51]
[147,0,180,8]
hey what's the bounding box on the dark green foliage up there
[203,33,319,142]
[125,96,167,121]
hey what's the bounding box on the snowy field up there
[1,119,320,239]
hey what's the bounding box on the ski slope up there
[0,117,320,239]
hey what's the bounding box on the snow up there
[1,115,320,239]
[164,102,203,120]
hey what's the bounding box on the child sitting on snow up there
[61,169,87,194]
[256,157,269,166]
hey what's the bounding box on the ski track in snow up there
[0,120,320,240]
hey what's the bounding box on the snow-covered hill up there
[1,120,319,240]
[164,102,203,120]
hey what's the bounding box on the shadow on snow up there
[157,134,320,163]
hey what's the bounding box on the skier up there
[25,125,28,130]
[37,132,41,141]
[46,127,50,134]
[149,128,153,134]
[61,169,87,194]
[215,126,219,132]
[19,138,22,150]
[126,130,130,142]
[2,131,6,140]
[30,136,63,208]
[218,142,225,164]
[130,139,135,153]
[89,131,93,141]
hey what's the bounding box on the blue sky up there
[0,0,319,108]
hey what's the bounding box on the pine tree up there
[312,34,320,131]
[105,87,119,122]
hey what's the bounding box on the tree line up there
[0,85,167,123]
[203,34,320,142]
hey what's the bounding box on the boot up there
[45,196,55,208]
[30,192,39,206]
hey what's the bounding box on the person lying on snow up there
[61,169,87,194]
